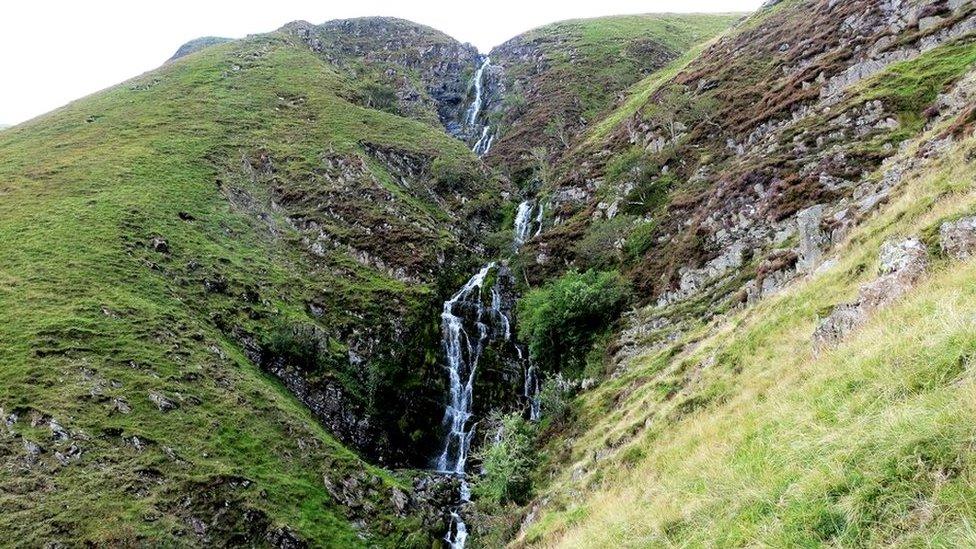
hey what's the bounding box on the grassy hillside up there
[484,13,740,182]
[0,29,497,546]
[510,123,976,549]
[474,1,976,545]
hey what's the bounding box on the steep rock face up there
[281,17,481,130]
[524,0,976,315]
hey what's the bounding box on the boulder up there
[939,216,976,260]
[796,204,828,273]
[813,237,928,350]
[149,391,178,412]
[813,304,867,350]
[150,237,169,253]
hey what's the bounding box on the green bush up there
[518,269,631,377]
[261,323,327,371]
[538,376,572,426]
[431,156,479,194]
[573,215,633,269]
[625,220,659,261]
[473,412,536,506]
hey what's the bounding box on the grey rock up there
[796,204,827,273]
[940,216,976,260]
[113,397,132,414]
[24,439,44,461]
[390,487,409,514]
[813,237,928,350]
[149,391,178,412]
[919,16,944,32]
[150,237,169,253]
[813,304,867,350]
[877,237,928,276]
[49,419,70,441]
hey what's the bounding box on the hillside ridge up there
[4,4,976,547]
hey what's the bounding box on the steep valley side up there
[4,3,976,548]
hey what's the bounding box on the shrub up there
[473,412,536,506]
[261,323,326,371]
[538,375,573,426]
[573,215,633,269]
[518,269,631,377]
[431,157,479,194]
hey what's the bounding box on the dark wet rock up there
[150,237,169,253]
[203,276,228,294]
[266,527,307,549]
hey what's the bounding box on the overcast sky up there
[0,0,763,125]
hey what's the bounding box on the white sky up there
[0,0,762,125]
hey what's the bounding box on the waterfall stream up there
[438,79,548,541]
[465,57,490,127]
[464,57,494,157]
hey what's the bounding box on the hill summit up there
[3,3,976,547]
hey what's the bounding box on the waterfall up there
[436,192,548,546]
[465,57,490,127]
[437,262,500,549]
[463,57,494,157]
[524,362,541,421]
[472,127,494,156]
[513,201,534,248]
[533,201,545,236]
[436,263,494,475]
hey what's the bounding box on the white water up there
[464,57,495,157]
[513,200,535,248]
[533,201,545,236]
[438,189,548,546]
[524,362,541,421]
[436,263,494,475]
[465,57,490,127]
[438,262,505,549]
[472,126,494,156]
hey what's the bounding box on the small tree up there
[517,269,631,377]
[473,412,535,506]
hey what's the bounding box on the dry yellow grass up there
[518,133,976,547]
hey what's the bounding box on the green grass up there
[0,31,492,546]
[509,14,741,123]
[510,128,976,546]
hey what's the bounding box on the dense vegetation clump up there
[473,412,537,506]
[518,269,631,377]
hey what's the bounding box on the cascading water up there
[436,193,547,547]
[524,362,541,421]
[436,263,494,477]
[463,57,494,157]
[437,262,502,548]
[513,200,535,248]
[465,57,490,127]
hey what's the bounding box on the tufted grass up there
[515,130,976,546]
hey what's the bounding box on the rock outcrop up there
[814,237,929,349]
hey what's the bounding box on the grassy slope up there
[516,120,976,546]
[0,32,485,546]
[486,14,739,180]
